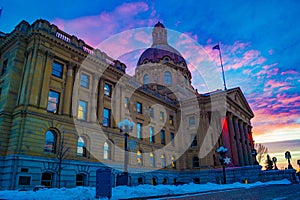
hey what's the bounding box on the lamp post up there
[217,146,228,184]
[272,157,278,170]
[252,149,259,165]
[118,119,134,177]
[285,151,293,169]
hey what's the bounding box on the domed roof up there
[137,44,187,66]
[137,22,187,67]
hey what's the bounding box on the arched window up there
[193,156,200,168]
[137,150,143,166]
[104,142,110,160]
[77,137,87,157]
[161,154,166,168]
[143,74,149,84]
[76,174,86,186]
[41,172,53,188]
[171,156,176,169]
[44,130,57,153]
[150,152,155,167]
[164,71,172,85]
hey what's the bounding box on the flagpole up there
[217,42,227,90]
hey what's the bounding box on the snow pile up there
[0,179,291,200]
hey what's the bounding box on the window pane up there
[137,123,142,139]
[137,102,142,114]
[189,116,195,126]
[143,74,149,84]
[76,174,85,186]
[150,153,155,167]
[191,135,197,147]
[47,91,60,113]
[124,97,129,108]
[169,115,174,126]
[164,71,172,84]
[78,100,87,120]
[44,131,56,153]
[103,108,111,127]
[77,137,86,157]
[18,176,31,185]
[160,111,164,122]
[160,130,165,145]
[52,61,63,78]
[104,142,110,160]
[41,172,53,188]
[80,74,90,88]
[149,107,154,118]
[104,83,112,97]
[170,133,175,146]
[137,150,142,165]
[161,154,166,168]
[150,126,155,143]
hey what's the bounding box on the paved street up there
[157,184,300,200]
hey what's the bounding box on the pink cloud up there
[268,49,273,55]
[51,2,158,47]
[265,79,288,90]
[280,70,299,75]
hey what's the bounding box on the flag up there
[212,44,220,50]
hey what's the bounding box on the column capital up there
[46,50,55,59]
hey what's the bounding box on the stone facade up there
[0,19,258,190]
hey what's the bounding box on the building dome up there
[137,44,187,66]
[137,22,187,67]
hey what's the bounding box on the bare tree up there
[255,143,268,164]
[57,131,70,188]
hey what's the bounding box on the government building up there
[0,19,256,190]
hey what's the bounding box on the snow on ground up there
[0,179,291,200]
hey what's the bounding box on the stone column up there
[239,120,249,166]
[227,113,239,166]
[233,116,244,166]
[244,123,253,165]
[63,63,75,116]
[221,116,232,164]
[90,75,99,122]
[39,50,55,109]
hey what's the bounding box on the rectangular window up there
[169,115,174,126]
[137,123,142,139]
[170,132,175,146]
[191,135,197,147]
[149,107,154,118]
[189,116,195,126]
[78,100,88,120]
[104,83,112,97]
[47,90,60,113]
[150,126,155,143]
[1,59,8,76]
[18,176,31,185]
[21,168,29,173]
[136,102,142,114]
[103,108,111,127]
[52,61,63,78]
[124,97,129,108]
[80,73,90,88]
[160,111,164,122]
[160,130,165,145]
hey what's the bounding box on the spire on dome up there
[154,21,165,28]
[152,21,167,46]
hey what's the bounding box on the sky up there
[1,0,300,169]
